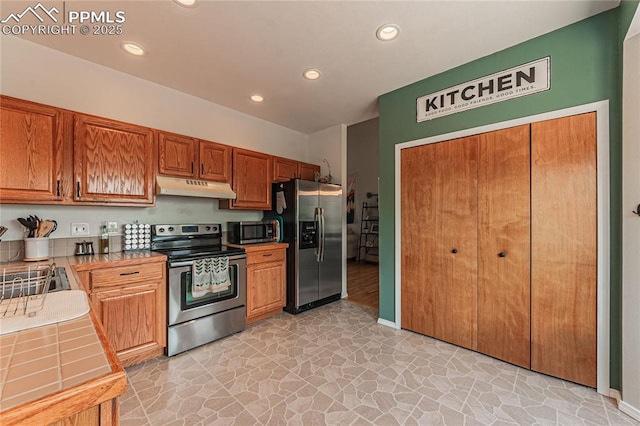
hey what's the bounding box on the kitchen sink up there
[1,266,71,298]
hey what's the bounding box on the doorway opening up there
[346,117,379,310]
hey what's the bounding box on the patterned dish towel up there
[192,257,231,298]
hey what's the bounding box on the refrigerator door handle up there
[320,207,325,262]
[314,207,321,262]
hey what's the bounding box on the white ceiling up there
[8,0,619,134]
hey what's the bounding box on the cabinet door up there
[158,132,196,178]
[298,162,320,181]
[199,140,231,182]
[401,136,478,350]
[273,156,298,182]
[477,125,531,368]
[246,258,285,320]
[531,113,597,388]
[74,114,154,204]
[0,96,64,202]
[221,148,271,209]
[90,282,165,367]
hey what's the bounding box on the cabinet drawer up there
[247,249,285,266]
[90,263,164,289]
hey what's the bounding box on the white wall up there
[347,117,379,255]
[0,36,309,241]
[621,22,640,420]
[308,124,347,297]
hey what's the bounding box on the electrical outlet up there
[71,223,89,236]
[106,221,118,233]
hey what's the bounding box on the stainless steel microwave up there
[227,220,280,244]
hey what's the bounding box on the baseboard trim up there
[377,318,397,329]
[620,401,640,422]
[610,388,622,401]
[609,389,640,422]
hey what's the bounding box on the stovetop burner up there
[150,223,245,261]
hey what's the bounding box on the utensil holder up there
[24,238,49,261]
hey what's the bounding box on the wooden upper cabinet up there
[273,156,298,182]
[0,96,65,203]
[220,148,271,210]
[158,133,231,183]
[298,162,320,181]
[199,140,231,183]
[158,132,197,178]
[74,114,154,204]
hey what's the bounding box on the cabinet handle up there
[56,180,61,197]
[191,162,194,174]
[201,163,204,175]
[262,253,273,257]
[119,271,140,276]
[451,248,458,254]
[498,252,506,258]
[76,181,81,198]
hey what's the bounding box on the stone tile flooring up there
[121,300,638,425]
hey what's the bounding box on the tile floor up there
[121,301,637,425]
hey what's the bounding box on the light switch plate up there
[106,221,118,233]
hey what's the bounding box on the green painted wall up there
[378,3,638,390]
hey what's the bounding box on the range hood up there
[156,176,236,199]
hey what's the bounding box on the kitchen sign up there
[417,57,551,122]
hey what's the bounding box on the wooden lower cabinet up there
[78,259,166,367]
[245,245,287,323]
[49,398,118,426]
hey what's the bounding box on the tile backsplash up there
[0,236,124,262]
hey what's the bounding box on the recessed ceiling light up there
[376,24,400,41]
[121,42,145,56]
[303,69,321,80]
[173,0,198,7]
[250,95,264,103]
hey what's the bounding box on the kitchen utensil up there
[0,226,7,240]
[36,221,53,238]
[17,217,37,237]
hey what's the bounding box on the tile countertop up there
[0,251,165,425]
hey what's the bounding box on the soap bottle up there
[100,225,110,254]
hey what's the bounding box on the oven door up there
[168,254,246,326]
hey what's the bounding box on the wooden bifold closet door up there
[477,125,531,368]
[531,112,597,388]
[401,135,479,350]
[401,113,597,388]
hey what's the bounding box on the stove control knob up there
[168,226,175,232]
[158,227,165,233]
[205,226,211,231]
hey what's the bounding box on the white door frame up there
[393,101,610,395]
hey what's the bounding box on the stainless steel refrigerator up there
[273,179,342,314]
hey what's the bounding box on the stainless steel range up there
[151,224,246,356]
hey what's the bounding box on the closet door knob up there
[451,248,458,254]
[498,252,506,258]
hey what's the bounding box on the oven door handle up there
[170,254,247,268]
